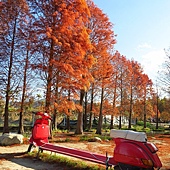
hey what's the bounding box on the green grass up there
[79,132,111,142]
[28,151,114,170]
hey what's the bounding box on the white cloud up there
[140,49,166,81]
[137,43,152,50]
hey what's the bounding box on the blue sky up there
[93,0,170,83]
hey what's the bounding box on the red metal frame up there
[28,112,162,169]
[39,141,116,165]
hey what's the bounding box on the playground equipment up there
[28,112,162,170]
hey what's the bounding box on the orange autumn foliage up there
[54,98,83,116]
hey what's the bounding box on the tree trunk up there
[83,92,87,130]
[110,77,117,129]
[52,76,59,130]
[143,93,147,129]
[52,111,57,130]
[156,92,159,129]
[119,115,122,129]
[66,115,70,132]
[110,115,114,129]
[96,87,104,135]
[119,72,123,129]
[45,40,53,113]
[3,17,17,134]
[128,86,133,129]
[18,43,29,134]
[88,84,94,130]
[18,111,24,134]
[45,38,54,139]
[75,90,85,134]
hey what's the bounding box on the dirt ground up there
[0,134,170,170]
